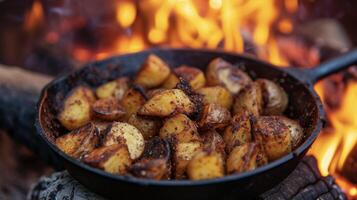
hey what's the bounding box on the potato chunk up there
[202,130,225,156]
[56,123,99,159]
[95,77,129,100]
[104,122,145,159]
[233,82,263,117]
[223,111,252,153]
[138,89,195,117]
[128,113,162,140]
[172,140,202,179]
[206,58,252,94]
[83,144,132,174]
[162,66,206,90]
[121,86,147,119]
[196,86,233,110]
[187,151,224,180]
[226,143,268,174]
[128,137,171,180]
[135,54,171,88]
[92,98,126,121]
[198,103,231,130]
[279,116,304,149]
[253,116,292,161]
[58,86,96,130]
[159,114,200,143]
[256,79,288,115]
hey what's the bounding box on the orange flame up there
[24,0,44,32]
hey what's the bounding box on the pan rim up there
[36,47,324,186]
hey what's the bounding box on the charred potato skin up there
[128,113,162,140]
[196,86,233,110]
[135,54,171,88]
[121,85,147,119]
[92,98,126,121]
[95,77,129,100]
[58,86,96,130]
[202,130,226,157]
[187,150,225,180]
[162,66,206,90]
[198,103,231,130]
[233,82,263,117]
[253,116,292,161]
[279,116,304,149]
[256,79,288,115]
[206,58,252,94]
[55,123,99,159]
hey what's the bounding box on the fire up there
[24,0,44,32]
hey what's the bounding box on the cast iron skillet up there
[36,48,357,200]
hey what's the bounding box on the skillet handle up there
[306,49,357,83]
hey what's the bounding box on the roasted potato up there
[138,89,195,117]
[55,123,99,159]
[162,66,206,90]
[198,103,231,130]
[202,130,225,156]
[121,86,147,119]
[58,86,96,130]
[233,82,263,117]
[226,142,268,174]
[92,98,126,121]
[135,54,171,88]
[104,122,145,159]
[278,116,304,149]
[159,114,200,143]
[83,144,132,174]
[95,77,129,100]
[187,150,224,180]
[172,140,202,179]
[256,79,288,115]
[206,58,252,94]
[253,116,292,161]
[146,88,167,98]
[128,113,162,140]
[128,137,171,180]
[223,111,252,153]
[196,86,233,110]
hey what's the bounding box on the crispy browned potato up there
[92,98,126,121]
[162,66,206,90]
[253,116,292,161]
[196,86,233,110]
[135,54,171,88]
[233,82,263,117]
[121,86,147,119]
[223,111,252,153]
[128,137,171,180]
[206,58,252,94]
[279,116,304,149]
[146,88,167,98]
[256,79,288,115]
[226,142,268,174]
[202,130,225,156]
[138,89,195,117]
[187,150,224,180]
[83,144,132,174]
[55,123,99,159]
[172,140,202,179]
[198,103,231,130]
[159,114,200,143]
[95,77,129,100]
[58,86,96,130]
[104,122,145,159]
[128,113,162,140]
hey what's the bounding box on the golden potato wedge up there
[92,98,126,121]
[223,111,252,153]
[55,123,99,159]
[128,137,171,180]
[206,58,252,94]
[187,150,224,180]
[253,116,292,161]
[104,122,145,159]
[121,86,147,119]
[159,114,200,143]
[95,77,129,100]
[226,142,268,174]
[162,66,206,90]
[135,54,171,88]
[256,79,288,115]
[198,103,231,130]
[202,130,225,156]
[58,86,96,130]
[83,144,132,174]
[196,86,233,110]
[128,113,162,140]
[279,116,304,149]
[138,89,195,117]
[172,140,202,179]
[233,82,263,117]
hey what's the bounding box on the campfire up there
[0,0,356,199]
